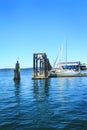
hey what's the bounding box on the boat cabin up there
[59,62,87,71]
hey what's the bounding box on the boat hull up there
[56,71,80,76]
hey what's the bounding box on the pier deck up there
[32,74,48,79]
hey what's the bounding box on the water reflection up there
[14,80,21,105]
[32,79,51,128]
[14,80,20,88]
[33,79,50,101]
[57,77,76,90]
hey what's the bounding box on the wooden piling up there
[14,61,20,81]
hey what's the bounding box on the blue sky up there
[0,0,87,68]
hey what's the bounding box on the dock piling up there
[14,60,20,81]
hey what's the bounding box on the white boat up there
[49,41,81,77]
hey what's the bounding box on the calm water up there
[0,69,87,130]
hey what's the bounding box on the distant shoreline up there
[0,68,33,71]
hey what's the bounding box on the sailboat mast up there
[66,40,67,64]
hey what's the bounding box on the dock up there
[32,53,52,79]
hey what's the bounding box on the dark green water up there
[0,69,87,130]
